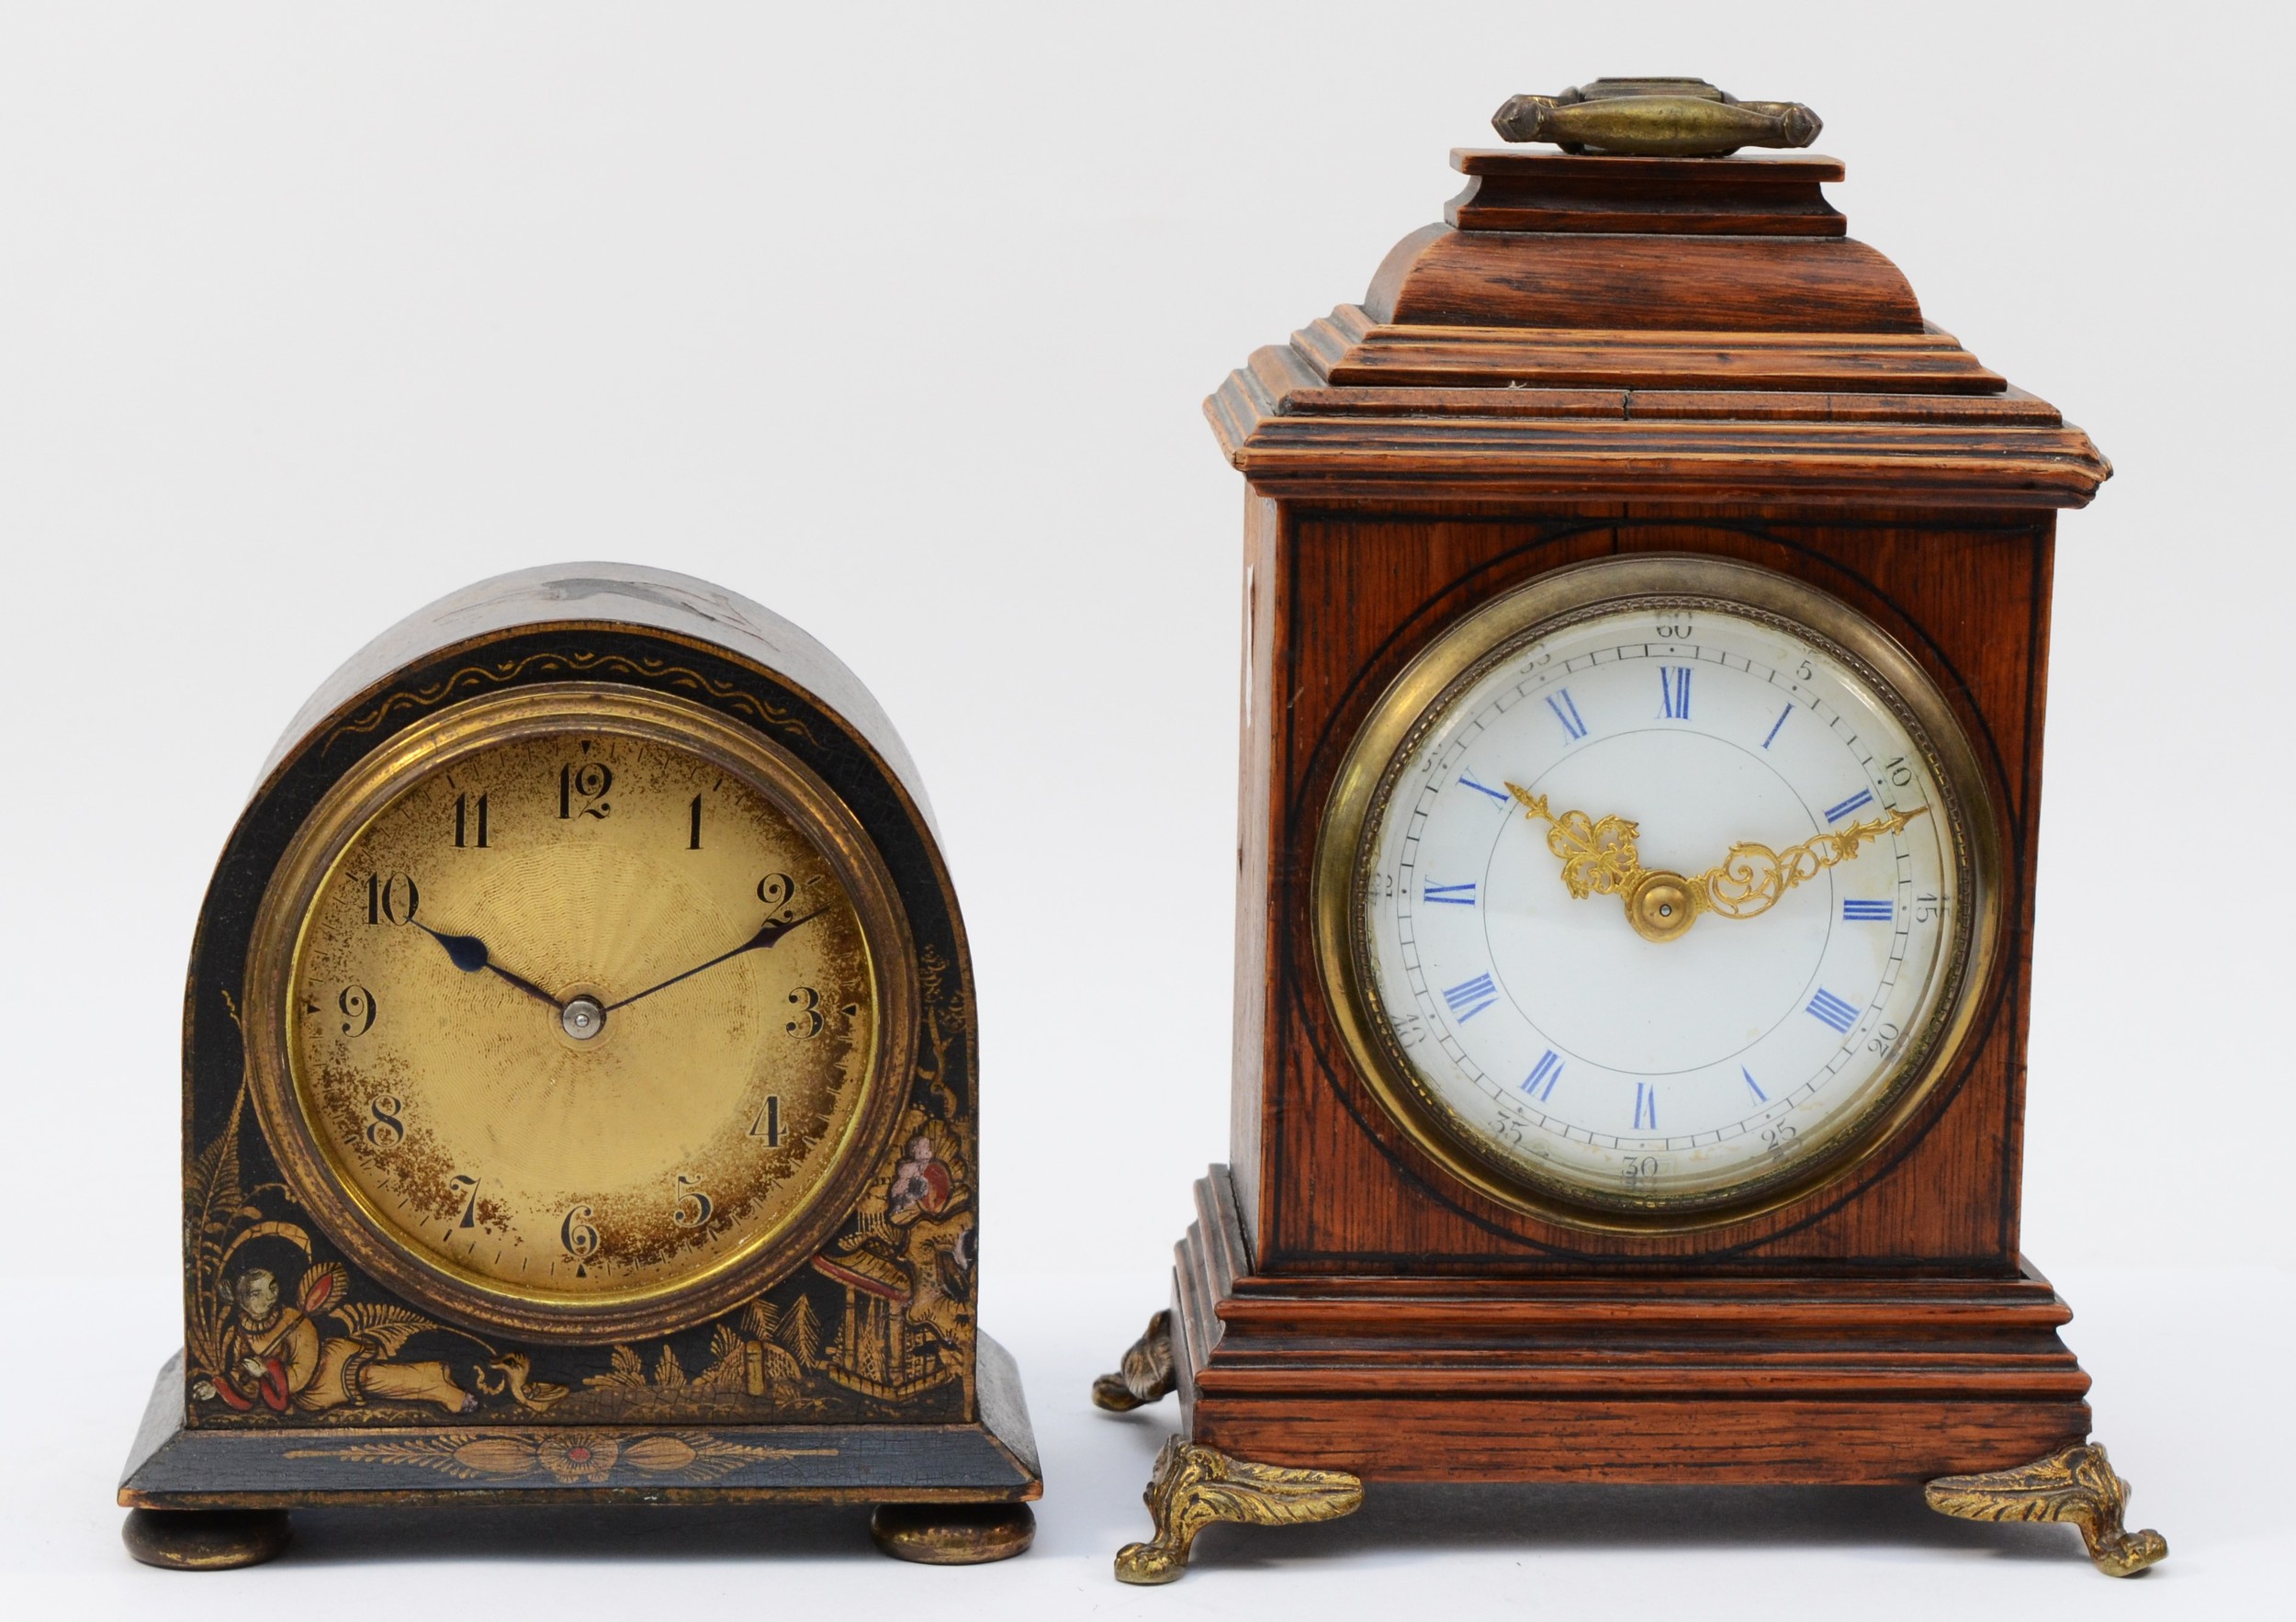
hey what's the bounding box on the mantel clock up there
[120,564,1039,1569]
[1095,79,2165,1582]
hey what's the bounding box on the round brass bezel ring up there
[242,681,919,1344]
[1311,554,2006,1233]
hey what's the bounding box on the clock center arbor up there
[1096,92,2162,1583]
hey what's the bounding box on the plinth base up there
[119,1332,1040,1567]
[1098,1168,2163,1580]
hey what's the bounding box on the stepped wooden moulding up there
[1096,84,2161,1583]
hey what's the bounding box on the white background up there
[2,2,2288,1615]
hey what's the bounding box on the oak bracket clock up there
[1094,79,2166,1583]
[119,564,1040,1569]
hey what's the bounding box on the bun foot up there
[870,1501,1036,1564]
[121,1507,293,1571]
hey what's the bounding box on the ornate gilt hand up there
[1698,805,1929,922]
[1503,785,1647,899]
[1503,782,1926,943]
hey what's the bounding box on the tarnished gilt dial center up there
[287,722,879,1301]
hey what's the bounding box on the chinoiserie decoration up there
[121,566,1039,1569]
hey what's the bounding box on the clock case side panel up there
[171,603,993,1442]
[1233,500,2054,1273]
[1229,493,1281,1255]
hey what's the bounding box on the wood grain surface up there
[1173,1171,2090,1483]
[1174,147,2109,1487]
[1445,150,1849,237]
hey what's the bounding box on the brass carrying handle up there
[1493,77,1821,158]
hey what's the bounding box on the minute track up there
[1358,581,1969,1212]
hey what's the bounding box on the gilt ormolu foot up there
[1113,1436,1363,1584]
[121,1507,293,1571]
[1092,1308,1176,1412]
[1926,1443,2167,1576]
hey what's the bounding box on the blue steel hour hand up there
[413,922,562,1010]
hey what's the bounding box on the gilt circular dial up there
[247,683,912,1334]
[1330,558,1997,1221]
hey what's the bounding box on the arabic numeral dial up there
[262,690,897,1333]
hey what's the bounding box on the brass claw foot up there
[1092,1308,1176,1412]
[1113,1436,1362,1585]
[1927,1443,2167,1576]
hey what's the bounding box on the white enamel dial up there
[1351,574,1983,1213]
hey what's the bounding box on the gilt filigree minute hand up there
[1503,782,1927,943]
[604,907,827,1012]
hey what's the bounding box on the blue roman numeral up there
[1742,1066,1767,1102]
[1659,665,1692,719]
[1523,1049,1564,1101]
[1824,787,1876,824]
[1762,704,1792,749]
[1442,974,1499,1022]
[1547,689,1587,741]
[1457,768,1510,804]
[1806,987,1859,1034]
[1633,1082,1659,1132]
[1424,881,1478,907]
[1842,898,1895,921]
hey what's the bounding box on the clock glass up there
[244,682,913,1335]
[1324,558,1999,1222]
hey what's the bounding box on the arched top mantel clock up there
[118,565,1040,1569]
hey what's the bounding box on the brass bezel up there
[244,681,919,1342]
[1312,555,2004,1233]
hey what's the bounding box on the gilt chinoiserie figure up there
[1096,80,2163,1582]
[120,565,1039,1568]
